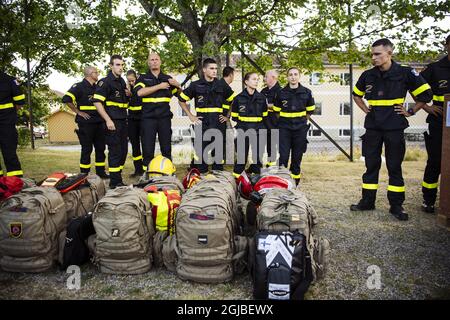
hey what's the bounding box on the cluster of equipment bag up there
[0,163,329,300]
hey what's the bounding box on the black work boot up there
[421,202,435,214]
[97,171,110,179]
[350,199,375,211]
[389,205,409,221]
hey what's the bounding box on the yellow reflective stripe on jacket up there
[65,92,76,102]
[306,105,315,112]
[0,103,14,109]
[367,98,405,106]
[266,161,276,167]
[80,163,91,169]
[93,94,106,101]
[95,162,105,166]
[422,181,438,189]
[13,94,25,101]
[222,104,230,110]
[106,101,128,108]
[128,106,142,111]
[362,183,378,190]
[280,111,307,118]
[142,97,171,103]
[180,92,191,101]
[135,82,145,89]
[109,167,121,172]
[238,116,263,122]
[273,106,282,112]
[353,85,365,96]
[171,88,177,94]
[195,107,222,113]
[262,111,268,117]
[226,92,237,102]
[387,185,405,192]
[133,155,143,161]
[6,170,23,177]
[231,112,239,118]
[411,83,431,97]
[433,95,444,102]
[79,106,97,111]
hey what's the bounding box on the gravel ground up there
[1,160,449,300]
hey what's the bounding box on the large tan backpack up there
[175,175,244,283]
[63,174,106,223]
[255,188,330,281]
[138,174,185,193]
[92,186,154,274]
[0,187,66,272]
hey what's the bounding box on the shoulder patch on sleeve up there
[98,80,104,87]
[411,68,419,76]
[72,84,77,88]
[13,79,20,86]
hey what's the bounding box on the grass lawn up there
[0,147,449,300]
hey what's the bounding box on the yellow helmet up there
[147,155,176,177]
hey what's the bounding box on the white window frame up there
[339,102,351,116]
[340,72,350,86]
[310,72,322,86]
[339,129,351,137]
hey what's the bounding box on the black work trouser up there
[278,125,309,180]
[422,123,442,205]
[0,122,22,177]
[141,117,172,169]
[192,120,226,173]
[105,119,128,186]
[76,122,106,175]
[128,118,143,173]
[361,129,405,206]
[233,128,265,177]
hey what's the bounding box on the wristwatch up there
[407,108,415,116]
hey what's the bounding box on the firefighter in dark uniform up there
[62,66,108,179]
[420,35,450,213]
[231,72,268,178]
[126,69,144,177]
[273,67,315,186]
[0,70,25,177]
[134,53,180,170]
[178,58,236,173]
[350,38,433,221]
[92,55,130,188]
[261,69,281,167]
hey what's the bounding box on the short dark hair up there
[126,69,137,78]
[223,66,235,78]
[110,54,123,65]
[287,67,300,74]
[202,58,217,69]
[244,72,257,82]
[446,34,450,45]
[372,38,394,49]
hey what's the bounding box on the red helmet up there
[182,168,202,189]
[253,175,293,195]
[237,171,253,200]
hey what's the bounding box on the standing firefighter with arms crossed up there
[350,38,433,221]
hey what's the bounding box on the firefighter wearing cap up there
[273,67,315,186]
[92,55,130,189]
[178,58,236,173]
[261,70,282,167]
[62,66,108,179]
[350,38,433,221]
[0,70,25,177]
[420,35,450,214]
[231,72,268,178]
[134,53,180,171]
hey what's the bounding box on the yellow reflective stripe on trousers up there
[280,111,307,118]
[411,83,431,97]
[433,95,444,102]
[232,172,241,178]
[95,162,106,166]
[93,94,106,101]
[109,167,121,172]
[142,165,148,171]
[368,98,405,106]
[238,116,263,122]
[0,103,14,109]
[65,92,76,102]
[106,101,128,108]
[13,94,25,101]
[196,107,223,113]
[142,97,171,103]
[120,165,124,170]
[79,106,97,111]
[128,106,142,111]
[291,173,302,179]
[387,185,405,192]
[353,85,365,96]
[180,92,191,101]
[6,170,23,176]
[306,105,315,112]
[422,181,438,189]
[133,155,143,161]
[362,183,378,190]
[266,162,276,167]
[80,163,91,169]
